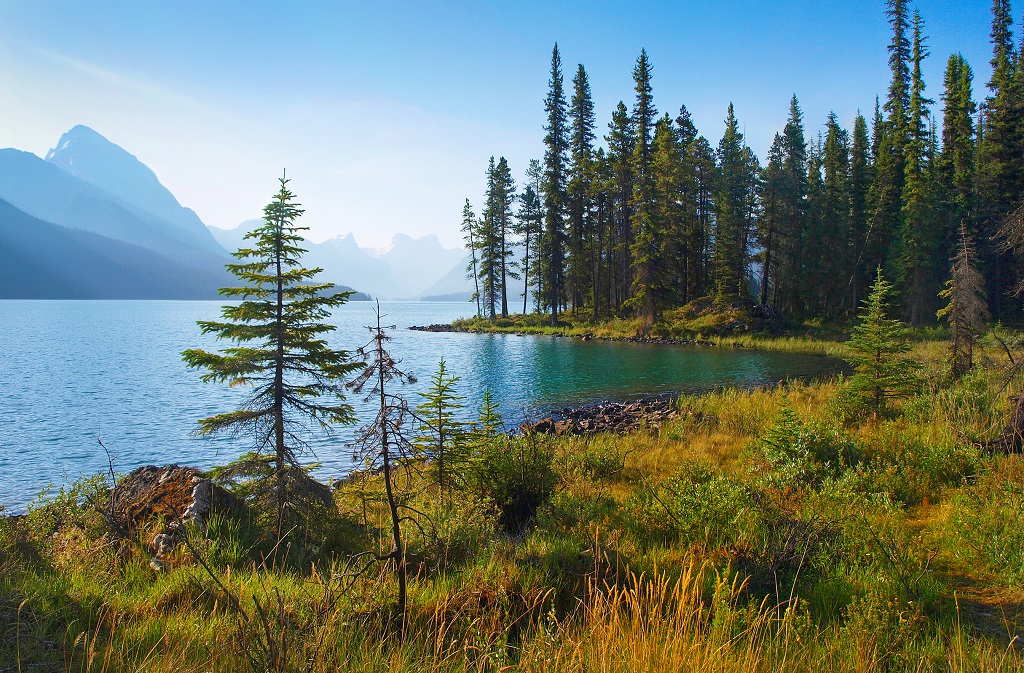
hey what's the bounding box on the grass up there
[3,336,1024,671]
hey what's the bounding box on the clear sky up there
[0,0,999,249]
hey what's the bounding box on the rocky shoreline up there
[518,395,708,436]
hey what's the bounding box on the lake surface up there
[0,300,847,509]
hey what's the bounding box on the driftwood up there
[989,395,1024,454]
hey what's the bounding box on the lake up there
[0,300,847,509]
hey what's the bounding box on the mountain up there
[209,222,392,298]
[305,234,400,298]
[44,125,224,256]
[418,252,532,308]
[207,223,467,300]
[0,199,227,299]
[0,149,226,266]
[207,219,257,253]
[418,253,475,301]
[374,233,466,297]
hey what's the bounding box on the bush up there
[945,459,1024,587]
[623,462,748,548]
[473,436,559,535]
[749,406,858,491]
[404,496,496,569]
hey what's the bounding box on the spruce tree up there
[479,157,499,319]
[759,134,786,306]
[819,113,852,316]
[541,44,569,325]
[777,96,809,315]
[493,157,518,318]
[630,115,678,322]
[849,113,872,310]
[515,163,544,314]
[843,267,920,418]
[675,105,703,303]
[713,103,751,299]
[567,64,596,314]
[414,359,466,496]
[605,101,636,311]
[895,10,938,326]
[182,175,358,538]
[461,199,482,317]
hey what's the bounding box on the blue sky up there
[0,0,999,248]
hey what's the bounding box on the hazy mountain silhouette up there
[209,223,466,299]
[0,149,227,265]
[0,199,228,299]
[44,125,224,256]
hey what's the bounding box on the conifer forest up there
[465,0,1024,328]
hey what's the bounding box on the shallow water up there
[0,300,846,509]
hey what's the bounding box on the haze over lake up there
[0,300,846,509]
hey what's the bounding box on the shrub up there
[945,459,1024,587]
[623,462,748,548]
[749,406,858,490]
[473,436,559,535]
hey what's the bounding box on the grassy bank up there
[446,300,873,357]
[3,337,1024,671]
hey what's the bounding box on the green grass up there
[3,336,1024,671]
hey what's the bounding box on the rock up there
[109,464,237,567]
[519,396,687,437]
[110,465,208,529]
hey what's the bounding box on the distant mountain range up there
[0,125,479,301]
[209,224,467,300]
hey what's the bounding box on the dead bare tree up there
[937,223,989,379]
[346,302,419,626]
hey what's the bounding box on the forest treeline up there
[462,0,1024,327]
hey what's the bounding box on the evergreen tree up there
[182,175,358,539]
[628,49,664,320]
[478,157,500,319]
[867,0,913,295]
[414,359,466,496]
[591,148,613,319]
[938,54,976,244]
[493,157,518,317]
[895,10,938,325]
[819,113,852,316]
[515,162,544,314]
[347,308,418,622]
[979,0,1024,316]
[605,101,636,311]
[461,199,482,317]
[803,133,826,313]
[758,134,786,306]
[675,105,703,303]
[630,115,679,321]
[691,136,717,298]
[849,113,873,309]
[843,267,920,418]
[567,64,596,313]
[541,44,569,325]
[713,103,751,299]
[776,96,809,314]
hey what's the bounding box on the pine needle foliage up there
[937,225,989,379]
[842,267,921,418]
[414,358,467,496]
[182,175,358,537]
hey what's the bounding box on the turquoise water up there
[0,300,846,509]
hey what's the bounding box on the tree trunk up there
[376,327,406,625]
